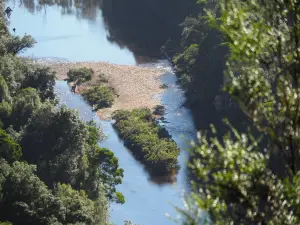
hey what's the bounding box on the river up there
[7,1,197,224]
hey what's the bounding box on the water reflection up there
[20,0,35,13]
[8,0,135,63]
[12,0,200,63]
[100,0,200,59]
[15,0,99,20]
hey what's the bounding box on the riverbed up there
[8,1,197,224]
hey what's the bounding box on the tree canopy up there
[0,2,124,224]
[67,67,93,84]
[82,86,116,111]
[179,0,300,224]
[113,109,179,175]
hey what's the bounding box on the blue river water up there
[7,1,197,224]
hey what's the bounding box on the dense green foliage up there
[181,124,300,225]
[0,129,21,163]
[0,160,64,225]
[0,159,109,225]
[55,183,108,224]
[82,86,115,110]
[113,109,179,174]
[5,35,35,55]
[19,105,123,201]
[0,3,124,224]
[21,66,56,101]
[178,0,300,224]
[67,67,93,84]
[10,88,41,129]
[0,222,12,225]
[162,0,247,134]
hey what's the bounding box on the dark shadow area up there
[100,0,200,59]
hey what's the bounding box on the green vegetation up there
[67,69,115,111]
[0,2,124,224]
[178,0,300,224]
[67,67,93,84]
[112,108,179,175]
[0,129,22,163]
[4,35,35,55]
[20,105,124,202]
[162,1,236,133]
[82,86,115,110]
[0,222,12,225]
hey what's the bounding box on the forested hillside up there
[161,0,250,135]
[178,0,300,224]
[0,2,124,224]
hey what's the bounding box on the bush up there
[5,35,36,55]
[115,191,125,204]
[82,86,115,110]
[112,109,179,175]
[67,67,93,84]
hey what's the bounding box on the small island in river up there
[113,108,180,175]
[45,61,167,119]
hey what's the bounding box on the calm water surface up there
[8,0,135,64]
[7,1,197,224]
